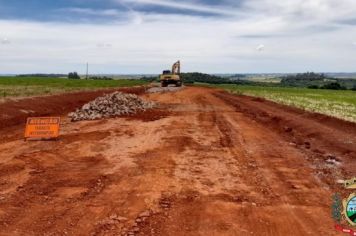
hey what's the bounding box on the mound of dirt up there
[68,92,155,121]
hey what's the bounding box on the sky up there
[0,0,356,74]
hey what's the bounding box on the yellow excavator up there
[160,61,182,87]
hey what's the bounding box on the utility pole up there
[86,62,89,80]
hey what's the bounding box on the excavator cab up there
[160,61,182,87]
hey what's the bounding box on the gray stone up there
[68,92,155,121]
[139,211,150,218]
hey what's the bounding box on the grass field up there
[0,77,147,99]
[217,84,356,122]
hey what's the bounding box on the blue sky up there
[0,0,356,74]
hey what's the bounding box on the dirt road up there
[0,87,355,235]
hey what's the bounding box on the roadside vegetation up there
[183,72,356,90]
[0,76,147,99]
[217,84,356,122]
[181,72,356,122]
[280,72,355,89]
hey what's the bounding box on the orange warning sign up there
[24,117,60,140]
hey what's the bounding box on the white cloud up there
[242,0,356,34]
[256,44,265,51]
[64,8,121,17]
[1,0,356,73]
[119,0,239,16]
[96,43,113,48]
[1,38,10,44]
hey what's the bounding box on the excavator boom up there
[172,61,180,74]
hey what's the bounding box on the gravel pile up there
[147,86,184,93]
[68,92,155,121]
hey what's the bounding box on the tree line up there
[68,72,113,80]
[281,72,356,90]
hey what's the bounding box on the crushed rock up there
[68,92,155,121]
[147,86,184,93]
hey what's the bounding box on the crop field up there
[0,77,147,99]
[218,84,356,122]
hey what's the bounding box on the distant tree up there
[281,72,327,82]
[90,76,113,80]
[321,82,346,90]
[351,85,356,91]
[280,72,337,88]
[181,72,235,84]
[307,85,319,89]
[68,72,80,80]
[17,74,66,78]
[140,76,158,82]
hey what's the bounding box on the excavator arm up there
[171,61,180,75]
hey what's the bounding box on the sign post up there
[24,117,61,140]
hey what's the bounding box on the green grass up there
[247,77,281,83]
[216,84,356,122]
[0,77,147,99]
